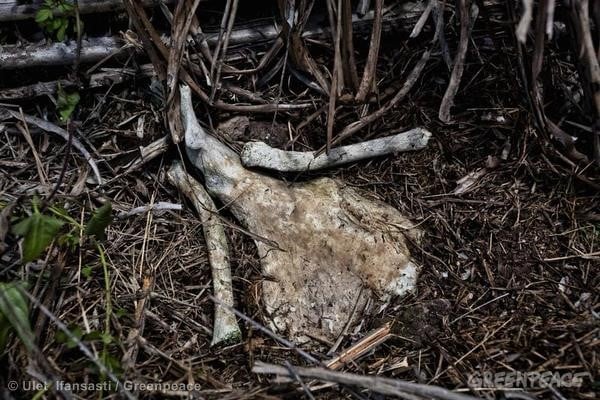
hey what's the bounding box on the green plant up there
[7,201,117,378]
[11,200,113,264]
[56,85,80,122]
[35,0,75,41]
[11,198,64,262]
[0,282,34,353]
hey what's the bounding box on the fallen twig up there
[119,136,170,175]
[116,202,182,219]
[355,0,383,103]
[252,362,482,400]
[167,162,241,346]
[326,323,392,370]
[241,128,431,172]
[0,37,121,69]
[325,49,431,150]
[166,0,203,143]
[4,109,103,184]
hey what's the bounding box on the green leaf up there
[0,312,11,353]
[101,333,114,345]
[51,18,61,30]
[81,265,92,279]
[0,282,34,352]
[35,9,52,23]
[55,325,83,349]
[12,211,64,262]
[57,87,79,121]
[62,2,74,13]
[85,203,112,241]
[58,232,78,250]
[56,24,66,41]
[82,330,103,341]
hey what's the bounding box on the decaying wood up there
[0,37,121,69]
[241,128,431,172]
[252,362,483,400]
[167,162,242,346]
[325,323,391,370]
[180,84,422,341]
[0,5,422,70]
[0,0,177,22]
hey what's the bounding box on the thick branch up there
[0,0,176,22]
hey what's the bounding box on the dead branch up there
[438,0,472,123]
[1,6,422,70]
[166,0,203,144]
[209,0,239,98]
[116,202,182,219]
[252,362,483,400]
[325,323,391,370]
[0,0,176,22]
[327,49,431,150]
[410,0,434,38]
[341,0,359,92]
[355,0,384,103]
[0,37,121,69]
[241,128,431,172]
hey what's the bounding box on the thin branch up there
[438,0,471,123]
[355,0,383,102]
[323,49,431,151]
[252,362,483,400]
[5,109,103,184]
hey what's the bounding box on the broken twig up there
[252,362,482,400]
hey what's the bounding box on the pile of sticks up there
[1,0,598,179]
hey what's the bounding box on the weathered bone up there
[241,128,431,172]
[180,85,422,341]
[167,162,241,346]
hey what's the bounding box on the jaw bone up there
[180,85,422,340]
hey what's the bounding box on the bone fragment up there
[241,128,431,172]
[166,162,241,346]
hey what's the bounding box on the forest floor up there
[0,1,598,399]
